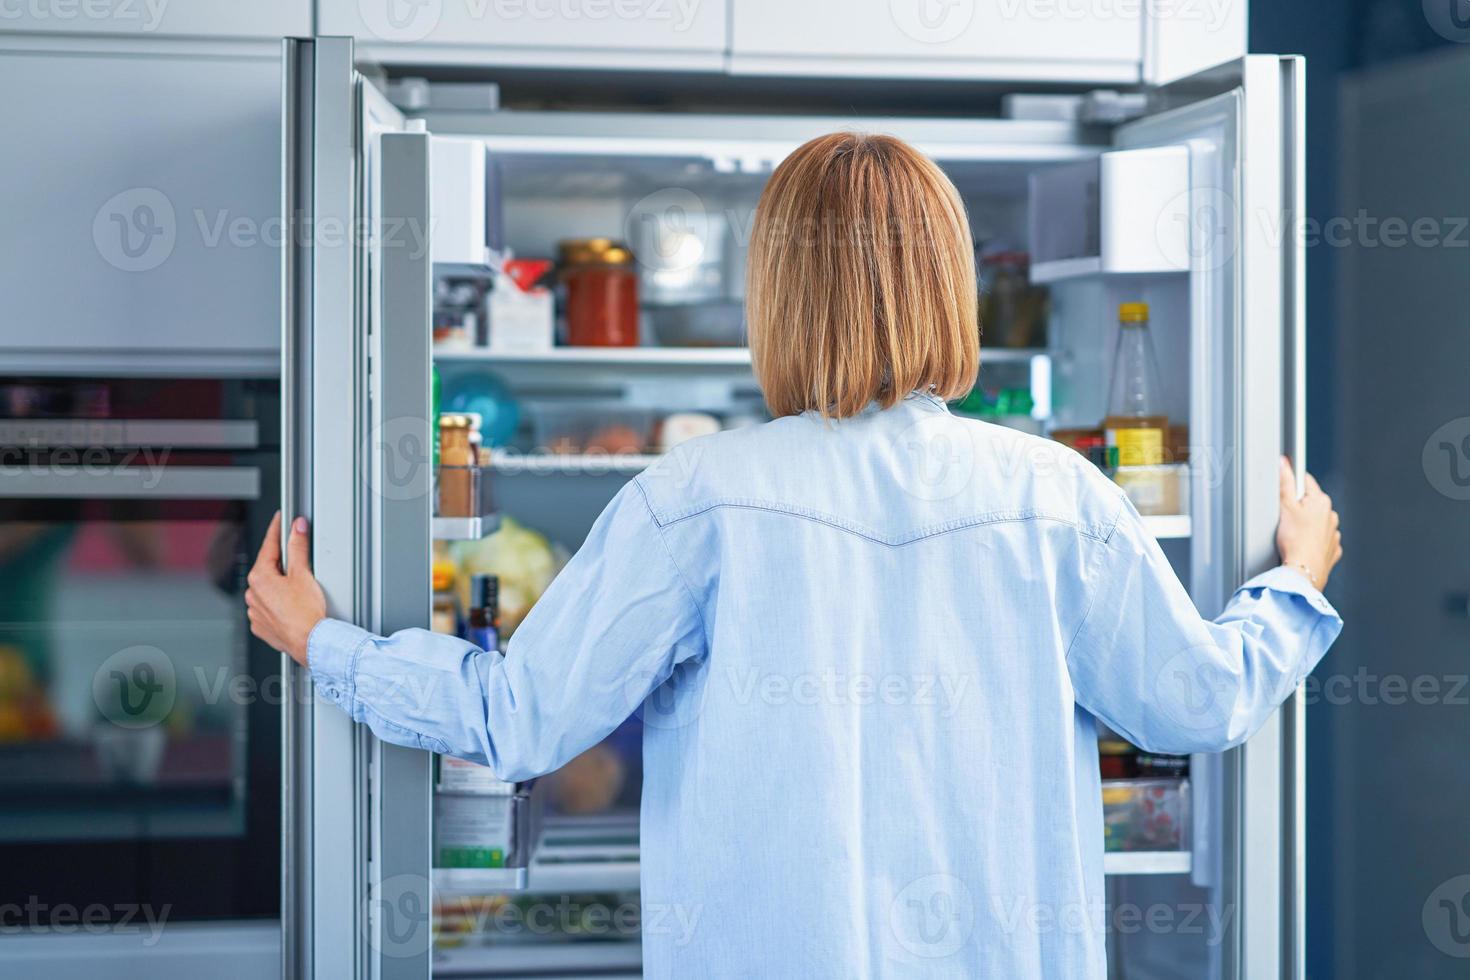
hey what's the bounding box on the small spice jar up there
[437,413,480,518]
[560,239,639,347]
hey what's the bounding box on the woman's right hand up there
[1276,456,1342,591]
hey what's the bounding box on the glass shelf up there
[432,513,501,540]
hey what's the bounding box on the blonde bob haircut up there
[746,132,980,419]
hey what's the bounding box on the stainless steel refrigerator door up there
[281,35,435,979]
[365,129,435,979]
[1114,55,1307,980]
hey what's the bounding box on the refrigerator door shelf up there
[1028,145,1193,284]
[432,513,503,541]
[433,782,542,897]
[1103,851,1194,875]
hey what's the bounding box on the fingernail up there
[293,517,308,533]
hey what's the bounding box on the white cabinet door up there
[320,0,726,70]
[0,49,280,371]
[731,0,1140,82]
[0,0,308,38]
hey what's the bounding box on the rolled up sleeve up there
[1066,495,1343,754]
[303,478,708,778]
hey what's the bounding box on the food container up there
[437,413,493,518]
[1113,462,1189,517]
[979,250,1048,348]
[628,205,727,305]
[656,412,722,451]
[645,300,745,347]
[527,402,655,455]
[1102,778,1189,852]
[559,239,639,347]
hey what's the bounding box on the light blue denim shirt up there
[309,392,1342,978]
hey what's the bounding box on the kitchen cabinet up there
[0,47,281,373]
[731,0,1142,82]
[730,0,1245,85]
[283,36,1306,979]
[316,0,727,71]
[0,0,308,39]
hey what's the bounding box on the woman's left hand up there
[246,511,326,666]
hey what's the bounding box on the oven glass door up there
[0,378,281,922]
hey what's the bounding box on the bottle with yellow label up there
[1104,302,1168,468]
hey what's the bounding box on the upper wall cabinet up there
[0,48,281,369]
[318,0,728,71]
[0,0,309,39]
[731,0,1142,83]
[729,0,1246,85]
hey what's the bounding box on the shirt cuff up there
[1235,564,1341,622]
[307,617,373,709]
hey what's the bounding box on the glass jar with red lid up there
[560,239,639,347]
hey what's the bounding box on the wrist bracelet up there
[1287,561,1318,590]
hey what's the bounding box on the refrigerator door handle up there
[281,34,372,980]
[280,36,310,980]
[1278,54,1309,980]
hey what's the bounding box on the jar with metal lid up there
[560,240,639,347]
[437,413,480,518]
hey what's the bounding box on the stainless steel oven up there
[0,377,280,925]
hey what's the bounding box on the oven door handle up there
[0,464,260,500]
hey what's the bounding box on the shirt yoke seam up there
[641,496,1114,546]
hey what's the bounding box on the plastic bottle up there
[1104,302,1168,466]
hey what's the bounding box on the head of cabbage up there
[450,517,567,636]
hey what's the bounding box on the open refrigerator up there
[280,37,1306,980]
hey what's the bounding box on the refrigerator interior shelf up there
[494,851,1194,889]
[1140,514,1192,539]
[432,514,502,540]
[1029,258,1192,284]
[433,247,509,282]
[490,451,661,476]
[435,346,752,368]
[433,866,529,895]
[979,347,1048,364]
[433,937,644,976]
[1030,256,1104,283]
[1102,850,1193,875]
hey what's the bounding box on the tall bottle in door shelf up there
[1104,303,1183,517]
